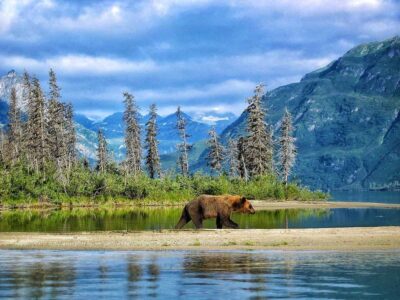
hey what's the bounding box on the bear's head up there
[237,196,255,214]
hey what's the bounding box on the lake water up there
[331,191,400,203]
[1,207,399,232]
[0,250,399,299]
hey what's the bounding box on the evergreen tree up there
[28,76,48,173]
[96,129,108,173]
[237,137,249,181]
[20,71,32,162]
[226,138,239,178]
[47,69,66,168]
[64,103,76,171]
[6,87,22,165]
[176,106,191,176]
[21,71,32,107]
[206,127,224,174]
[123,92,141,175]
[0,128,5,166]
[245,83,273,176]
[145,104,161,179]
[279,108,296,185]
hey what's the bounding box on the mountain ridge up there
[213,36,400,190]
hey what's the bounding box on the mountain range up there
[73,110,235,160]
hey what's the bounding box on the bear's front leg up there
[222,217,239,229]
[216,215,223,229]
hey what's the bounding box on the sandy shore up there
[1,227,399,251]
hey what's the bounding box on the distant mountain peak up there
[7,70,17,77]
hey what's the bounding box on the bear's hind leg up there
[175,207,191,229]
[191,216,203,229]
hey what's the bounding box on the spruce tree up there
[279,108,296,185]
[245,83,273,176]
[237,137,249,181]
[206,127,224,174]
[20,71,32,163]
[22,71,31,107]
[28,76,48,173]
[176,106,191,176]
[123,92,141,176]
[64,103,76,171]
[226,138,239,178]
[7,87,22,165]
[145,104,161,179]
[47,69,66,169]
[96,129,108,173]
[0,128,5,166]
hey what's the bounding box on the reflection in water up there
[0,253,76,299]
[182,253,269,298]
[0,250,399,299]
[147,258,160,297]
[127,256,142,297]
[1,207,399,232]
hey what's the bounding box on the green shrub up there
[0,162,328,205]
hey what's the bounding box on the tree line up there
[0,71,303,202]
[0,73,296,183]
[101,83,296,185]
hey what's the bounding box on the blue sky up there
[0,0,399,119]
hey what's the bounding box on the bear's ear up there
[240,196,246,204]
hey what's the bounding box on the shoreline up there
[252,200,400,210]
[1,200,399,212]
[1,227,400,251]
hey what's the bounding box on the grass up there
[191,240,201,246]
[223,241,238,246]
[0,163,328,208]
[244,241,254,246]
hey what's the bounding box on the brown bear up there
[175,194,255,229]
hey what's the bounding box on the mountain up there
[73,109,234,158]
[214,36,400,190]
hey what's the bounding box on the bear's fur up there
[175,194,255,229]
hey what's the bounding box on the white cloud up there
[57,3,124,32]
[134,79,255,101]
[229,0,387,16]
[0,54,157,75]
[0,49,335,83]
[0,0,32,34]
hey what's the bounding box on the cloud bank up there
[0,0,399,118]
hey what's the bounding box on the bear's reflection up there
[181,253,269,294]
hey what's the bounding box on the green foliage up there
[0,162,328,206]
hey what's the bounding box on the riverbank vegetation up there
[0,71,327,206]
[0,167,327,207]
